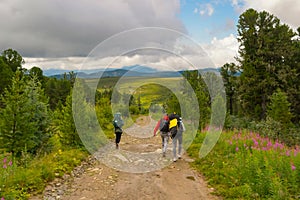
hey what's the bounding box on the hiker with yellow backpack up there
[169,112,185,162]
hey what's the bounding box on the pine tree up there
[0,71,50,157]
[267,89,292,129]
[237,9,296,120]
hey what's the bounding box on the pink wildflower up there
[235,147,239,152]
[267,141,272,148]
[8,161,12,166]
[1,197,5,200]
[252,138,259,146]
[286,151,290,156]
[291,164,296,171]
[262,147,267,151]
[3,164,7,169]
[3,158,6,163]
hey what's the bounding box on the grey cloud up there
[0,0,186,57]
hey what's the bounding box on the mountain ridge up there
[46,65,221,79]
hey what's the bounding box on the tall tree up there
[1,49,25,72]
[220,63,238,115]
[0,71,49,157]
[182,70,211,130]
[0,57,13,96]
[237,9,296,120]
[267,89,292,129]
[29,66,45,87]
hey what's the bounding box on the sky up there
[0,0,299,72]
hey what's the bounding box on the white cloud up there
[194,3,214,16]
[235,0,300,30]
[202,34,239,67]
[206,4,214,16]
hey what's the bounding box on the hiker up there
[172,117,186,162]
[112,112,124,149]
[168,112,179,162]
[169,112,179,138]
[153,113,170,157]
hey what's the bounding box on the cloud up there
[194,3,214,16]
[24,28,217,71]
[234,0,300,29]
[0,0,186,58]
[202,34,239,67]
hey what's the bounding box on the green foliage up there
[220,63,239,115]
[188,130,300,199]
[1,49,25,72]
[236,9,298,121]
[95,95,114,138]
[182,70,211,130]
[44,73,74,110]
[0,57,13,96]
[54,92,82,148]
[267,89,293,128]
[0,149,87,199]
[211,94,226,127]
[0,71,50,157]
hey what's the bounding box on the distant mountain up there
[46,65,221,79]
[122,65,158,73]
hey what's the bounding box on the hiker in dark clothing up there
[153,113,170,157]
[112,112,124,149]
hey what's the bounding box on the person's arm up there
[153,119,161,136]
[181,122,186,132]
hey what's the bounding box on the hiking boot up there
[178,155,181,159]
[116,143,119,149]
[173,158,177,162]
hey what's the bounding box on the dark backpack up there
[159,118,169,132]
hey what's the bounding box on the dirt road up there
[32,116,221,200]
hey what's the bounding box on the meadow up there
[187,129,300,199]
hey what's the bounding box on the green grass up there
[187,129,300,199]
[0,149,88,199]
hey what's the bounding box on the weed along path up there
[31,116,220,200]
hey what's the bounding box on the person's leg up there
[178,132,183,158]
[161,134,164,149]
[172,137,177,161]
[115,132,122,148]
[162,133,168,157]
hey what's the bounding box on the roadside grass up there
[0,149,88,200]
[187,129,300,199]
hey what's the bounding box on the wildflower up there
[267,141,272,148]
[291,164,296,171]
[3,158,7,163]
[1,197,5,200]
[252,139,258,146]
[286,151,290,157]
[3,164,7,169]
[235,147,239,152]
[262,147,267,151]
[8,161,12,166]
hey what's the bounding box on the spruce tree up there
[0,71,49,157]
